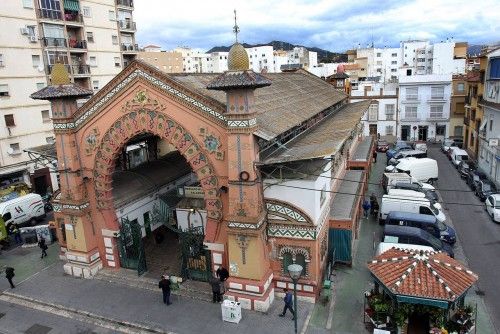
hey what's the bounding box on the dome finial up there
[233,9,240,43]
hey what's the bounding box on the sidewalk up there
[2,260,314,334]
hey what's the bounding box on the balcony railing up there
[428,114,447,121]
[71,64,91,76]
[116,0,133,7]
[121,43,139,51]
[43,37,67,47]
[119,20,136,30]
[64,12,83,23]
[38,8,62,20]
[46,64,71,75]
[68,39,87,49]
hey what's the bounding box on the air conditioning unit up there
[20,27,29,35]
[29,36,38,43]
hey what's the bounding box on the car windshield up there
[443,140,453,146]
[427,233,443,249]
[396,168,410,175]
[483,183,492,192]
[460,155,468,161]
[437,220,447,231]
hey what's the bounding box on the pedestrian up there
[38,238,48,258]
[369,193,377,214]
[373,150,378,163]
[13,226,22,244]
[278,288,295,320]
[158,275,172,305]
[3,266,15,289]
[216,266,229,282]
[210,275,222,303]
[362,199,371,218]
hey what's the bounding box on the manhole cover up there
[25,324,52,334]
[475,290,485,296]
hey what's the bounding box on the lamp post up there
[288,264,303,334]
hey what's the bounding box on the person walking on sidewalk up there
[216,266,229,282]
[278,288,295,320]
[158,275,172,305]
[210,275,222,303]
[3,266,15,288]
[362,199,371,218]
[372,150,378,163]
[38,238,48,258]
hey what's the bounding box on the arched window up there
[295,253,306,276]
[282,252,293,274]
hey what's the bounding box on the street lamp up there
[288,264,303,334]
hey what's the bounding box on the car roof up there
[386,211,437,223]
[384,224,433,238]
[453,149,468,155]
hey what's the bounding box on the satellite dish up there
[7,147,14,155]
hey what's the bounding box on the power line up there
[262,181,488,207]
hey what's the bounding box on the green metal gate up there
[117,217,147,276]
[328,228,352,264]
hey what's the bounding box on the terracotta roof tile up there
[367,248,477,302]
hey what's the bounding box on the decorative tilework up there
[53,202,90,213]
[265,200,312,225]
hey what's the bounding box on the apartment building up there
[398,74,452,141]
[351,82,398,138]
[138,49,183,73]
[477,48,500,183]
[247,45,273,73]
[0,0,136,193]
[450,74,467,138]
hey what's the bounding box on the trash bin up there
[221,300,242,323]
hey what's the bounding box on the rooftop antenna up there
[233,9,240,43]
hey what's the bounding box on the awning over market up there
[367,248,478,309]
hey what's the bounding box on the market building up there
[31,34,372,311]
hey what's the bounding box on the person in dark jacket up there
[4,266,15,289]
[373,150,378,163]
[362,199,371,218]
[158,275,172,305]
[279,288,295,320]
[38,238,48,258]
[216,266,229,282]
[210,276,222,303]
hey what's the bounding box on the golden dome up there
[228,43,249,71]
[51,63,70,85]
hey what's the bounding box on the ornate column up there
[207,38,274,311]
[31,64,101,278]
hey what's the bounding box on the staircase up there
[95,268,213,303]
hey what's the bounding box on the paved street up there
[428,145,500,333]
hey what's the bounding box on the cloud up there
[134,0,500,52]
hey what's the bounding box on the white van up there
[387,189,441,209]
[451,149,469,167]
[394,158,438,184]
[382,172,435,193]
[375,242,434,256]
[379,192,445,224]
[0,193,45,227]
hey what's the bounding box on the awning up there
[64,0,80,12]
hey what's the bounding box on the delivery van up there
[0,193,45,227]
[379,192,446,224]
[395,158,438,184]
[382,172,435,193]
[382,225,454,257]
[451,149,469,167]
[385,211,456,244]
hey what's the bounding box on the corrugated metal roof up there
[262,100,371,164]
[171,70,347,140]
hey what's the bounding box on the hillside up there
[207,40,347,63]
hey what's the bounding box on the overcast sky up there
[135,0,500,53]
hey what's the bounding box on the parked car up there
[457,161,476,179]
[386,141,412,159]
[385,211,456,244]
[382,225,454,257]
[475,179,497,201]
[412,142,428,153]
[451,149,469,167]
[393,182,439,202]
[466,170,487,191]
[441,138,463,152]
[485,194,500,223]
[388,150,427,166]
[377,140,390,152]
[382,172,436,193]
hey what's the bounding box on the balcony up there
[38,8,62,21]
[427,114,448,121]
[116,0,133,7]
[71,64,91,77]
[121,43,139,52]
[64,12,84,25]
[43,37,67,48]
[401,114,419,121]
[484,81,500,104]
[119,20,136,31]
[68,39,87,51]
[46,64,71,76]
